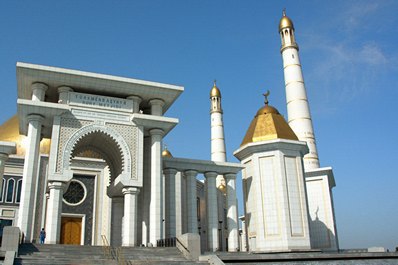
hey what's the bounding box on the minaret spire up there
[279,11,320,170]
[209,80,227,186]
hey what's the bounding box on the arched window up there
[6,179,15,203]
[16,179,22,203]
[0,181,5,202]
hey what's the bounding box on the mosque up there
[0,12,338,253]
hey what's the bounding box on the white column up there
[57,86,73,104]
[164,168,177,238]
[17,114,45,242]
[122,187,140,246]
[149,128,164,246]
[31,82,48,101]
[111,197,124,246]
[205,171,218,251]
[45,181,65,244]
[225,173,239,252]
[127,95,142,113]
[149,99,164,116]
[185,170,198,234]
[175,172,183,236]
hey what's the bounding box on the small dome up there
[218,183,226,194]
[256,105,280,116]
[279,11,294,31]
[241,101,298,146]
[162,149,173,158]
[210,81,221,98]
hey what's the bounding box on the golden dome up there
[241,102,298,147]
[210,81,221,98]
[218,183,226,194]
[0,115,51,156]
[256,105,280,116]
[162,148,173,158]
[279,10,294,31]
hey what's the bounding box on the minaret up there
[210,81,227,187]
[279,10,320,170]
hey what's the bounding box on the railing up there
[101,235,112,259]
[101,235,129,265]
[156,237,176,247]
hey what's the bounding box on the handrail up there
[101,235,112,259]
[115,247,127,265]
[101,235,128,265]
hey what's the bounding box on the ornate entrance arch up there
[62,124,132,183]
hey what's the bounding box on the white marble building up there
[0,11,339,254]
[0,63,242,252]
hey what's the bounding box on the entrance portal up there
[60,217,82,245]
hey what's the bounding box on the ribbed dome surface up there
[279,12,294,31]
[241,104,298,146]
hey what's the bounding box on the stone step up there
[16,244,206,265]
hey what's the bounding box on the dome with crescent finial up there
[162,148,173,158]
[210,81,221,98]
[279,9,294,31]
[241,92,298,146]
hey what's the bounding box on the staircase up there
[15,243,208,265]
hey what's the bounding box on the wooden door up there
[60,217,82,245]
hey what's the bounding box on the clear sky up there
[1,0,397,250]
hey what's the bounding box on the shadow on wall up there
[309,214,336,250]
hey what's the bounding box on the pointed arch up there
[61,124,132,182]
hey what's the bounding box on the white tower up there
[210,81,227,187]
[279,10,320,170]
[279,11,339,251]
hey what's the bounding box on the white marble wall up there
[237,141,311,252]
[305,168,338,251]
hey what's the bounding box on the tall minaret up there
[210,81,227,187]
[279,10,320,170]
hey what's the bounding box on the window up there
[197,197,201,220]
[16,180,22,203]
[63,180,86,206]
[0,181,5,202]
[6,179,15,203]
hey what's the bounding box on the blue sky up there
[1,1,397,250]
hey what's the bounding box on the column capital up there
[224,173,237,180]
[149,99,164,116]
[27,114,45,123]
[184,170,198,177]
[163,168,178,175]
[31,82,49,101]
[149,128,164,137]
[57,86,73,93]
[31,82,49,92]
[127,95,142,113]
[57,86,74,104]
[204,171,218,179]
[148,98,165,107]
[122,186,140,195]
[48,181,65,190]
[0,141,16,157]
[127,95,142,102]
